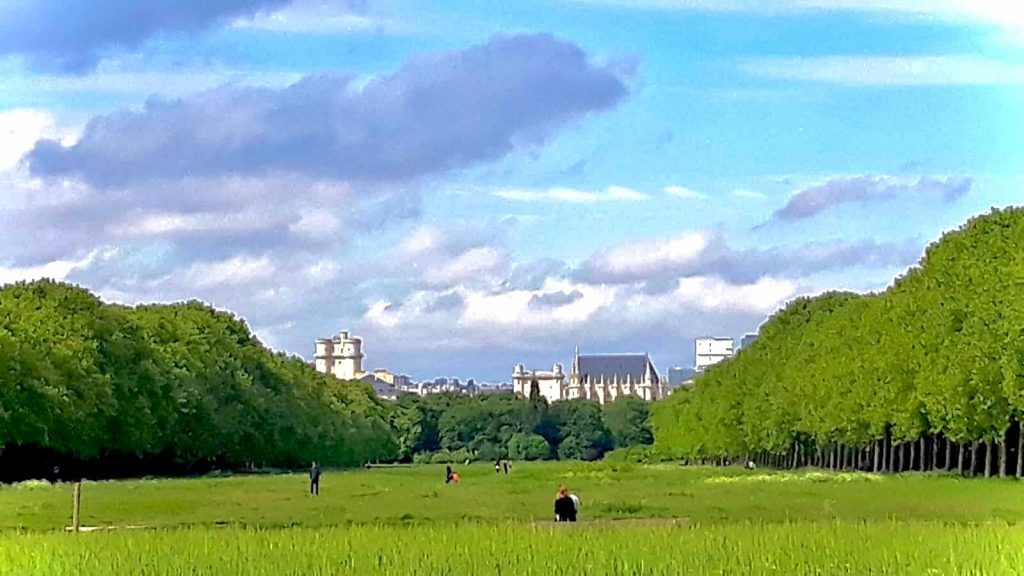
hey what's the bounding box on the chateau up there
[315,330,365,380]
[512,347,665,405]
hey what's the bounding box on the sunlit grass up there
[2,463,1023,574]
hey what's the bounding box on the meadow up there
[2,462,1024,574]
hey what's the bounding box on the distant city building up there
[739,333,759,350]
[695,337,734,372]
[479,383,514,395]
[668,366,697,387]
[314,330,364,380]
[360,373,397,401]
[314,330,408,401]
[512,363,566,403]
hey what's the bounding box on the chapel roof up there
[575,353,659,384]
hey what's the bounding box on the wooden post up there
[72,482,81,532]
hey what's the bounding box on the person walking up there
[495,459,501,474]
[502,459,510,474]
[554,485,577,522]
[309,462,321,496]
[445,465,453,484]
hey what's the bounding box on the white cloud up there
[590,231,711,277]
[423,246,508,286]
[233,2,404,33]
[0,249,107,285]
[108,207,287,239]
[744,55,1024,86]
[181,255,277,289]
[494,185,650,203]
[606,185,649,200]
[396,226,445,257]
[362,270,797,352]
[664,185,708,199]
[672,276,796,313]
[0,109,59,170]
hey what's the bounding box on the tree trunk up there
[999,437,1007,478]
[946,438,953,471]
[986,441,994,478]
[873,441,881,472]
[1017,424,1024,478]
[958,442,965,475]
[919,437,926,471]
[895,443,903,473]
[931,435,939,472]
[910,439,917,472]
[969,441,978,477]
[886,436,894,472]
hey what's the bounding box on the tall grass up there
[1,522,1022,575]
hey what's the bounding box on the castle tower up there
[334,330,364,380]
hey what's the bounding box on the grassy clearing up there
[3,463,1024,574]
[3,462,1024,530]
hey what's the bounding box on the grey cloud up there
[27,34,630,187]
[772,175,972,221]
[709,239,923,284]
[575,231,923,286]
[528,289,583,310]
[500,258,570,291]
[0,175,374,266]
[0,0,295,73]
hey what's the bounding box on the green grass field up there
[2,463,1024,574]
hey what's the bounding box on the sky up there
[1,0,1022,382]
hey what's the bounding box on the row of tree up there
[388,388,653,464]
[0,280,396,481]
[652,207,1024,477]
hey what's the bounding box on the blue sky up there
[1,0,1022,382]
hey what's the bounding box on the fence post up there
[72,482,81,532]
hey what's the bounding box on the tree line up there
[0,280,396,481]
[388,386,653,464]
[651,207,1024,477]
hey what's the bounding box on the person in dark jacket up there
[445,465,453,484]
[309,462,321,496]
[554,485,577,522]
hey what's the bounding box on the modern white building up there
[512,363,566,403]
[314,330,365,380]
[695,337,734,372]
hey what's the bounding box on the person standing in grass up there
[554,485,577,522]
[309,462,321,496]
[445,465,453,483]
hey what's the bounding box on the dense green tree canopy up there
[651,208,1024,477]
[0,280,395,480]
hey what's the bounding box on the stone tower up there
[314,330,365,380]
